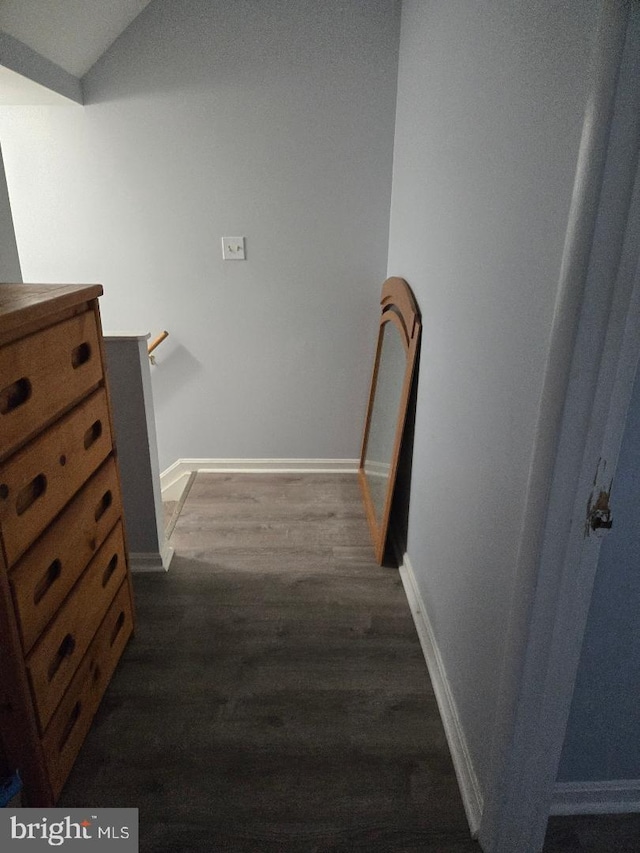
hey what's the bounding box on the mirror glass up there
[363,319,406,524]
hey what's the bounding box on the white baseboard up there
[551,779,640,814]
[160,460,194,502]
[129,539,174,573]
[161,458,359,501]
[399,553,483,837]
[160,539,175,570]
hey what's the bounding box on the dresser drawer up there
[0,388,112,567]
[42,580,133,800]
[10,459,123,654]
[0,310,103,461]
[0,285,133,808]
[26,523,127,731]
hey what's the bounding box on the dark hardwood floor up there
[544,814,640,852]
[58,473,640,852]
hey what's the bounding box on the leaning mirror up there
[359,277,421,563]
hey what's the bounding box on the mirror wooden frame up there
[358,277,421,563]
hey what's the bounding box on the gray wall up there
[387,0,599,795]
[0,143,21,281]
[0,0,400,469]
[558,355,640,782]
[104,335,165,559]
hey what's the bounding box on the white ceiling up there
[0,0,154,78]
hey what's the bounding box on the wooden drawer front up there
[26,523,127,731]
[0,310,103,460]
[0,388,112,567]
[42,580,133,800]
[10,459,123,654]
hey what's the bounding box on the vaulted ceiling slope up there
[0,0,154,103]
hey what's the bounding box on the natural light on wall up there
[0,65,77,105]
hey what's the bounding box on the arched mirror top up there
[379,276,420,352]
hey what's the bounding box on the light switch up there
[222,236,246,260]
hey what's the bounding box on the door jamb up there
[480,1,640,850]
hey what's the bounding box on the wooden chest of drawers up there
[0,284,135,806]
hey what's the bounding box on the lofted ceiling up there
[0,64,72,104]
[0,0,154,78]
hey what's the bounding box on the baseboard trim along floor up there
[161,458,360,502]
[551,779,640,815]
[399,552,484,838]
[129,539,175,573]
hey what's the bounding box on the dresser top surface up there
[0,284,103,340]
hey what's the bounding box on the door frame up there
[480,1,640,850]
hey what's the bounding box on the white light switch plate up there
[222,236,246,260]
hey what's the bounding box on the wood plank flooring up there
[58,473,480,851]
[544,814,640,852]
[57,472,640,851]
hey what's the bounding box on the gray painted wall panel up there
[0,144,21,281]
[104,336,164,556]
[387,0,599,795]
[0,0,400,469]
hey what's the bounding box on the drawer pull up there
[34,559,63,605]
[71,342,92,369]
[0,483,8,500]
[102,554,118,588]
[16,474,47,516]
[0,377,32,415]
[84,419,103,450]
[94,489,112,522]
[110,612,125,647]
[92,662,102,684]
[58,701,81,751]
[48,633,76,682]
